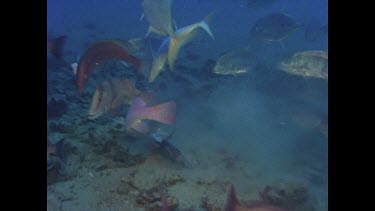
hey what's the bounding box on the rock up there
[200,196,221,211]
[135,186,167,206]
[49,122,68,133]
[47,98,68,119]
[95,163,109,172]
[159,174,186,187]
[259,181,309,210]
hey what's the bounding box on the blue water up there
[47,0,328,210]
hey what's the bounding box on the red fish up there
[125,97,176,134]
[76,40,143,92]
[224,185,285,211]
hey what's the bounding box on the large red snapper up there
[76,40,144,92]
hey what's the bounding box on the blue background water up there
[47,0,328,210]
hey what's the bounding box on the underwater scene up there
[47,0,328,210]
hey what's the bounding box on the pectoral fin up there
[140,13,144,22]
[146,26,168,38]
[149,52,168,82]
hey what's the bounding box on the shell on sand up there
[212,48,258,75]
[278,50,328,80]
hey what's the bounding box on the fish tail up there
[223,185,241,211]
[146,101,176,124]
[168,35,183,71]
[149,52,168,82]
[173,19,178,31]
[145,37,157,59]
[200,11,215,40]
[198,21,215,40]
[50,36,67,59]
[167,29,199,71]
[167,12,215,71]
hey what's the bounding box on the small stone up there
[95,163,108,172]
[152,192,160,199]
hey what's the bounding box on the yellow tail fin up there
[167,13,215,70]
[149,52,168,82]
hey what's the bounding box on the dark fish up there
[305,18,328,42]
[251,12,302,42]
[47,36,67,59]
[76,40,143,92]
[151,131,192,168]
[224,185,286,211]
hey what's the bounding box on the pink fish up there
[224,185,285,211]
[125,97,176,134]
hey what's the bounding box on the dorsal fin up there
[224,184,241,211]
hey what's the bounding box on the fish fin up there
[140,13,144,22]
[173,19,178,31]
[111,95,126,109]
[167,12,214,71]
[223,185,241,211]
[167,29,198,71]
[147,101,176,124]
[131,120,149,134]
[137,59,153,77]
[149,52,168,82]
[202,11,215,28]
[138,91,155,105]
[146,26,167,38]
[50,36,67,59]
[197,11,216,40]
[198,20,215,40]
[164,20,175,37]
[145,37,157,59]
